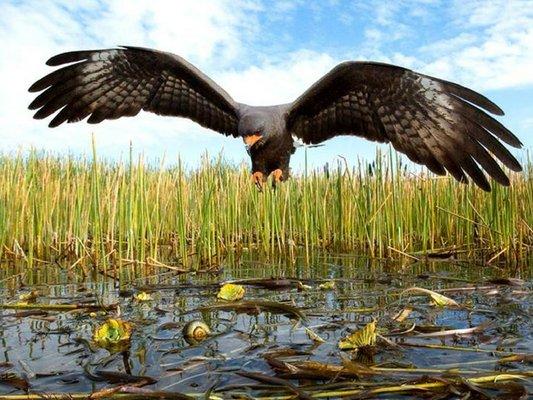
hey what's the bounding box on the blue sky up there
[1,0,532,172]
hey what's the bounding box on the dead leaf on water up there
[339,353,379,376]
[198,300,306,320]
[392,307,413,322]
[338,321,377,350]
[402,287,459,307]
[18,290,39,303]
[319,281,336,291]
[297,281,312,291]
[305,327,326,343]
[0,371,29,391]
[487,278,524,286]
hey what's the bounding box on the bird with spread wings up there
[29,46,522,191]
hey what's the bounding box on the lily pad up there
[217,283,245,301]
[93,318,132,352]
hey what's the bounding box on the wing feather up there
[48,76,122,127]
[29,47,239,136]
[29,63,89,93]
[433,77,504,115]
[287,62,522,190]
[46,50,98,66]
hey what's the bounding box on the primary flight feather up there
[29,46,523,191]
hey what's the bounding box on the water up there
[0,252,531,398]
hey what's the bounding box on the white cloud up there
[84,0,261,65]
[364,28,383,43]
[0,0,531,167]
[0,0,262,160]
[419,33,477,55]
[220,50,336,105]
[421,0,533,90]
[0,0,342,163]
[355,0,533,91]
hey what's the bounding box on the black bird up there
[28,46,523,191]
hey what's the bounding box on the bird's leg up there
[252,171,265,191]
[271,169,283,189]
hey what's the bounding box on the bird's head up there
[238,111,269,154]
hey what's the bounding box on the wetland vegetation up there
[0,146,531,398]
[0,253,531,398]
[0,145,531,271]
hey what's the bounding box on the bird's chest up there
[250,137,293,172]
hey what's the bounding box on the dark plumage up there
[29,46,523,191]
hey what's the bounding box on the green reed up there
[0,144,531,268]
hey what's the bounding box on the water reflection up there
[0,252,531,397]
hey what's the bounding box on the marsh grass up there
[0,143,531,269]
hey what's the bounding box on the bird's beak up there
[243,134,262,147]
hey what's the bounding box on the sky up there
[1,0,532,171]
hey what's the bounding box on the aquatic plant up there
[217,283,245,301]
[93,318,132,351]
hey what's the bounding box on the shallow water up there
[0,252,531,398]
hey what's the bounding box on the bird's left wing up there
[29,46,239,136]
[286,62,522,191]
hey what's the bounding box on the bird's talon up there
[252,172,265,191]
[272,169,283,182]
[271,169,283,188]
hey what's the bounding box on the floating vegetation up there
[338,320,377,350]
[0,302,116,311]
[0,256,530,398]
[297,281,312,291]
[93,318,132,352]
[305,327,326,343]
[198,299,306,320]
[318,280,336,290]
[17,290,39,303]
[133,291,153,302]
[0,147,531,270]
[217,283,245,301]
[402,286,460,307]
[391,307,412,322]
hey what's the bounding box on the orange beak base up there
[243,134,262,147]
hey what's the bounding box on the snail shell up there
[183,320,211,342]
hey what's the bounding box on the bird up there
[28,46,523,191]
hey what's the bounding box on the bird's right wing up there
[29,46,239,136]
[286,61,522,191]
